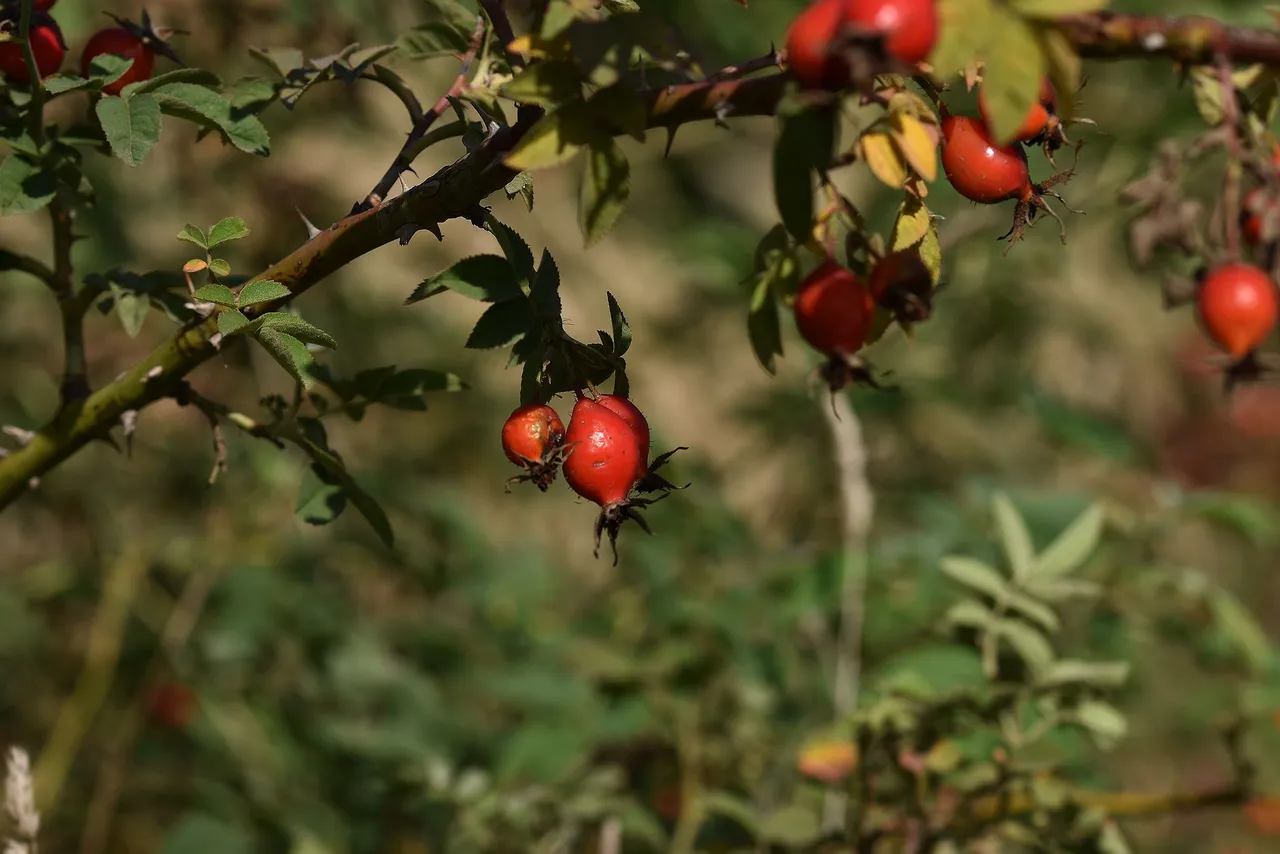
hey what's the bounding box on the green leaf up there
[607,292,631,357]
[946,598,996,630]
[237,279,290,308]
[297,464,347,526]
[83,53,134,87]
[372,368,468,411]
[759,805,821,847]
[256,328,316,388]
[1073,700,1127,745]
[1033,501,1104,578]
[940,556,1010,600]
[503,101,606,171]
[774,103,836,241]
[217,308,251,336]
[150,83,270,156]
[207,217,251,247]
[109,284,150,338]
[484,216,536,283]
[979,5,1047,144]
[1011,0,1108,16]
[747,273,782,375]
[992,492,1035,580]
[405,255,522,304]
[122,68,223,97]
[578,138,631,246]
[161,812,254,854]
[177,224,208,248]
[256,312,336,349]
[208,258,231,277]
[1005,592,1060,633]
[703,791,760,836]
[505,171,535,210]
[1189,493,1280,547]
[295,447,394,547]
[465,299,535,350]
[1041,659,1131,689]
[530,249,561,318]
[1210,591,1274,673]
[96,94,163,167]
[194,284,237,307]
[502,60,583,106]
[994,619,1054,673]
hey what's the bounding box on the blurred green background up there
[3,0,1280,851]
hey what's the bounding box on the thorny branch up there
[6,11,1280,507]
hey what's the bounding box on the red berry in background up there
[146,681,195,729]
[0,15,65,83]
[793,260,875,357]
[844,0,937,66]
[82,27,155,95]
[563,398,643,509]
[978,77,1057,144]
[785,0,849,91]
[501,402,566,491]
[1196,262,1279,360]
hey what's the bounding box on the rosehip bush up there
[3,1,1280,853]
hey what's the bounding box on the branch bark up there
[3,10,1280,509]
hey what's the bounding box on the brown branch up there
[8,10,1280,509]
[480,0,525,70]
[354,15,487,214]
[709,48,782,81]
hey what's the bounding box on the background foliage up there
[4,0,1280,852]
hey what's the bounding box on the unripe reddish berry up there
[146,681,195,729]
[785,0,937,91]
[501,402,566,491]
[1196,262,1279,360]
[793,260,875,357]
[785,0,849,91]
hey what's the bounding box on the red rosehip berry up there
[844,0,937,66]
[1197,262,1278,361]
[82,27,155,95]
[793,260,875,358]
[978,77,1057,144]
[0,14,64,82]
[501,402,566,491]
[146,681,195,729]
[785,0,937,91]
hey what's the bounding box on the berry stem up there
[1217,54,1244,259]
[17,0,46,147]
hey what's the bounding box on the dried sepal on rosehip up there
[501,402,568,492]
[869,248,937,335]
[977,77,1095,166]
[593,394,690,496]
[793,258,895,394]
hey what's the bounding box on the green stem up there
[17,0,45,146]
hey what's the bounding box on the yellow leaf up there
[890,113,938,182]
[890,195,933,250]
[859,131,909,188]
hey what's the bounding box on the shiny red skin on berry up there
[978,78,1057,143]
[940,115,1031,204]
[845,0,938,66]
[1197,263,1279,359]
[595,394,650,468]
[82,28,154,95]
[0,21,63,82]
[785,0,850,91]
[793,261,876,357]
[563,399,644,508]
[147,681,195,729]
[501,403,565,467]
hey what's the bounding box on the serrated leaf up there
[504,102,605,171]
[1035,24,1081,124]
[607,292,632,357]
[889,113,937,181]
[940,556,1010,599]
[122,68,222,97]
[1074,700,1127,743]
[774,105,835,240]
[217,308,251,336]
[980,6,1048,144]
[502,60,582,105]
[96,94,163,167]
[237,279,291,308]
[0,156,54,216]
[890,195,933,250]
[110,285,149,338]
[530,249,561,318]
[1033,501,1104,578]
[296,465,347,526]
[578,138,631,246]
[406,255,522,304]
[257,312,336,349]
[858,130,909,188]
[177,224,208,248]
[485,216,536,283]
[150,83,270,156]
[505,171,535,210]
[256,328,316,388]
[207,217,251,247]
[465,298,535,350]
[1011,0,1108,16]
[293,444,394,547]
[992,492,1035,580]
[930,0,995,85]
[208,258,231,277]
[193,284,237,307]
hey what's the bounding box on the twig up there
[1218,54,1243,258]
[0,248,55,287]
[353,15,487,214]
[819,390,875,832]
[479,0,525,69]
[708,48,781,81]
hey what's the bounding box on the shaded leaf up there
[256,328,316,388]
[217,308,251,337]
[193,284,237,307]
[406,255,522,304]
[979,5,1047,145]
[578,138,630,246]
[774,104,835,240]
[465,298,535,350]
[96,94,163,167]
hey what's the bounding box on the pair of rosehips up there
[1195,262,1279,386]
[502,394,686,563]
[0,4,165,96]
[785,0,937,91]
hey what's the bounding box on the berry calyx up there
[0,12,65,83]
[940,114,1082,253]
[146,681,195,729]
[563,397,671,564]
[870,248,936,334]
[501,402,567,491]
[1196,263,1278,380]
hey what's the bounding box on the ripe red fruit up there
[793,260,875,357]
[0,16,64,83]
[1196,263,1278,361]
[978,78,1057,144]
[563,398,643,509]
[595,394,650,472]
[785,0,849,91]
[940,114,1080,252]
[146,681,195,729]
[844,0,937,66]
[82,28,155,95]
[501,402,566,491]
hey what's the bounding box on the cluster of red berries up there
[1194,261,1279,389]
[0,2,177,96]
[785,0,937,91]
[502,394,687,563]
[791,248,934,391]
